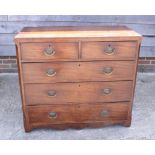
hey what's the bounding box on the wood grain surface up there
[28,103,129,125]
[22,61,135,83]
[20,42,78,60]
[82,41,137,60]
[24,81,133,105]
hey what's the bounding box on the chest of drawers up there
[15,26,142,132]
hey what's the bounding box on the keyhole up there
[78,64,81,67]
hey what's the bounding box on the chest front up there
[15,26,142,132]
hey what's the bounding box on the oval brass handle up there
[103,67,113,75]
[104,44,115,55]
[48,112,57,119]
[46,68,56,77]
[47,90,56,97]
[102,88,112,95]
[44,45,55,56]
[101,110,110,117]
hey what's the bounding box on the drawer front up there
[20,42,78,60]
[28,103,129,125]
[81,42,137,60]
[22,61,135,83]
[25,81,132,105]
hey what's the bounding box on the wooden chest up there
[15,26,142,132]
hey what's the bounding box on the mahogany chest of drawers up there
[15,26,142,132]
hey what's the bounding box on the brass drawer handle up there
[46,68,56,77]
[104,44,115,55]
[101,110,110,117]
[102,88,112,95]
[44,45,55,56]
[47,90,56,97]
[103,67,113,75]
[48,112,57,119]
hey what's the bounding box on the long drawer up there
[22,61,135,83]
[24,81,133,105]
[81,41,137,60]
[20,42,78,60]
[28,103,129,125]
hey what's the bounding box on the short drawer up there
[24,81,133,105]
[81,42,137,60]
[22,61,135,83]
[20,42,78,60]
[28,103,129,125]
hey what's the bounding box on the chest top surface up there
[15,26,142,41]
